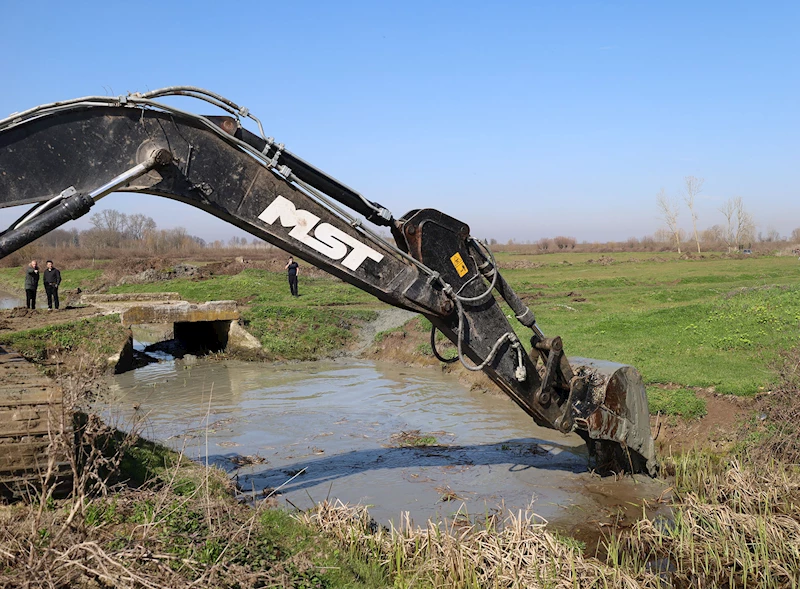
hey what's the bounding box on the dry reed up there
[608,455,800,588]
[300,499,659,588]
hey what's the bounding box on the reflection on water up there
[130,324,175,362]
[106,357,666,525]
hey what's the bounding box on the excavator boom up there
[0,87,655,475]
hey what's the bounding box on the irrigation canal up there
[104,330,669,535]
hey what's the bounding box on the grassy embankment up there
[297,444,800,588]
[0,418,388,588]
[0,313,129,369]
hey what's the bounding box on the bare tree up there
[89,209,127,233]
[758,227,781,243]
[719,197,755,251]
[124,213,157,240]
[700,224,725,247]
[792,227,800,243]
[653,228,672,243]
[683,176,704,253]
[656,188,682,253]
[553,236,577,249]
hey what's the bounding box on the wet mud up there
[105,349,669,534]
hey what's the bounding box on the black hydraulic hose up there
[430,324,458,363]
[467,240,541,334]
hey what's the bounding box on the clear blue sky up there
[2,1,798,243]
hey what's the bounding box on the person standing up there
[43,260,62,310]
[285,256,299,297]
[24,260,39,309]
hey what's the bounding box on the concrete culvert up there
[174,320,231,354]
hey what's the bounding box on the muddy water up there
[0,289,23,309]
[107,355,668,529]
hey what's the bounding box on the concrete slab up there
[120,301,239,325]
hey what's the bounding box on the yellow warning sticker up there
[450,252,469,277]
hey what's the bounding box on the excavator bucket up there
[571,358,657,476]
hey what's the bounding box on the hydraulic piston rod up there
[0,149,172,258]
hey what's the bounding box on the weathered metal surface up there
[120,300,239,325]
[0,346,70,495]
[571,358,657,475]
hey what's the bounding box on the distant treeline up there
[0,209,277,267]
[37,209,276,252]
[4,207,800,268]
[491,225,800,254]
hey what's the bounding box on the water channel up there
[0,289,23,309]
[107,332,668,533]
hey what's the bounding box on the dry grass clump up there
[745,346,800,465]
[300,500,656,588]
[0,464,287,589]
[0,349,329,588]
[603,346,800,587]
[607,454,800,588]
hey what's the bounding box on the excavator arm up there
[0,87,655,475]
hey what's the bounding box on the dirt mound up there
[110,254,335,285]
[587,255,615,265]
[202,257,332,279]
[498,260,544,270]
[118,263,204,284]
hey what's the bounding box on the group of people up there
[24,259,61,310]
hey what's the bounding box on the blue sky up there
[2,1,798,243]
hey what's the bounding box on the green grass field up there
[15,251,797,398]
[498,252,800,396]
[0,267,103,293]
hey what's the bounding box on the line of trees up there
[35,210,207,255]
[26,203,800,262]
[29,209,275,257]
[655,176,766,253]
[495,222,800,254]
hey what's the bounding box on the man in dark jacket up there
[43,260,62,310]
[284,257,299,296]
[24,260,39,309]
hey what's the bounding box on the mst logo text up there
[258,195,384,271]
